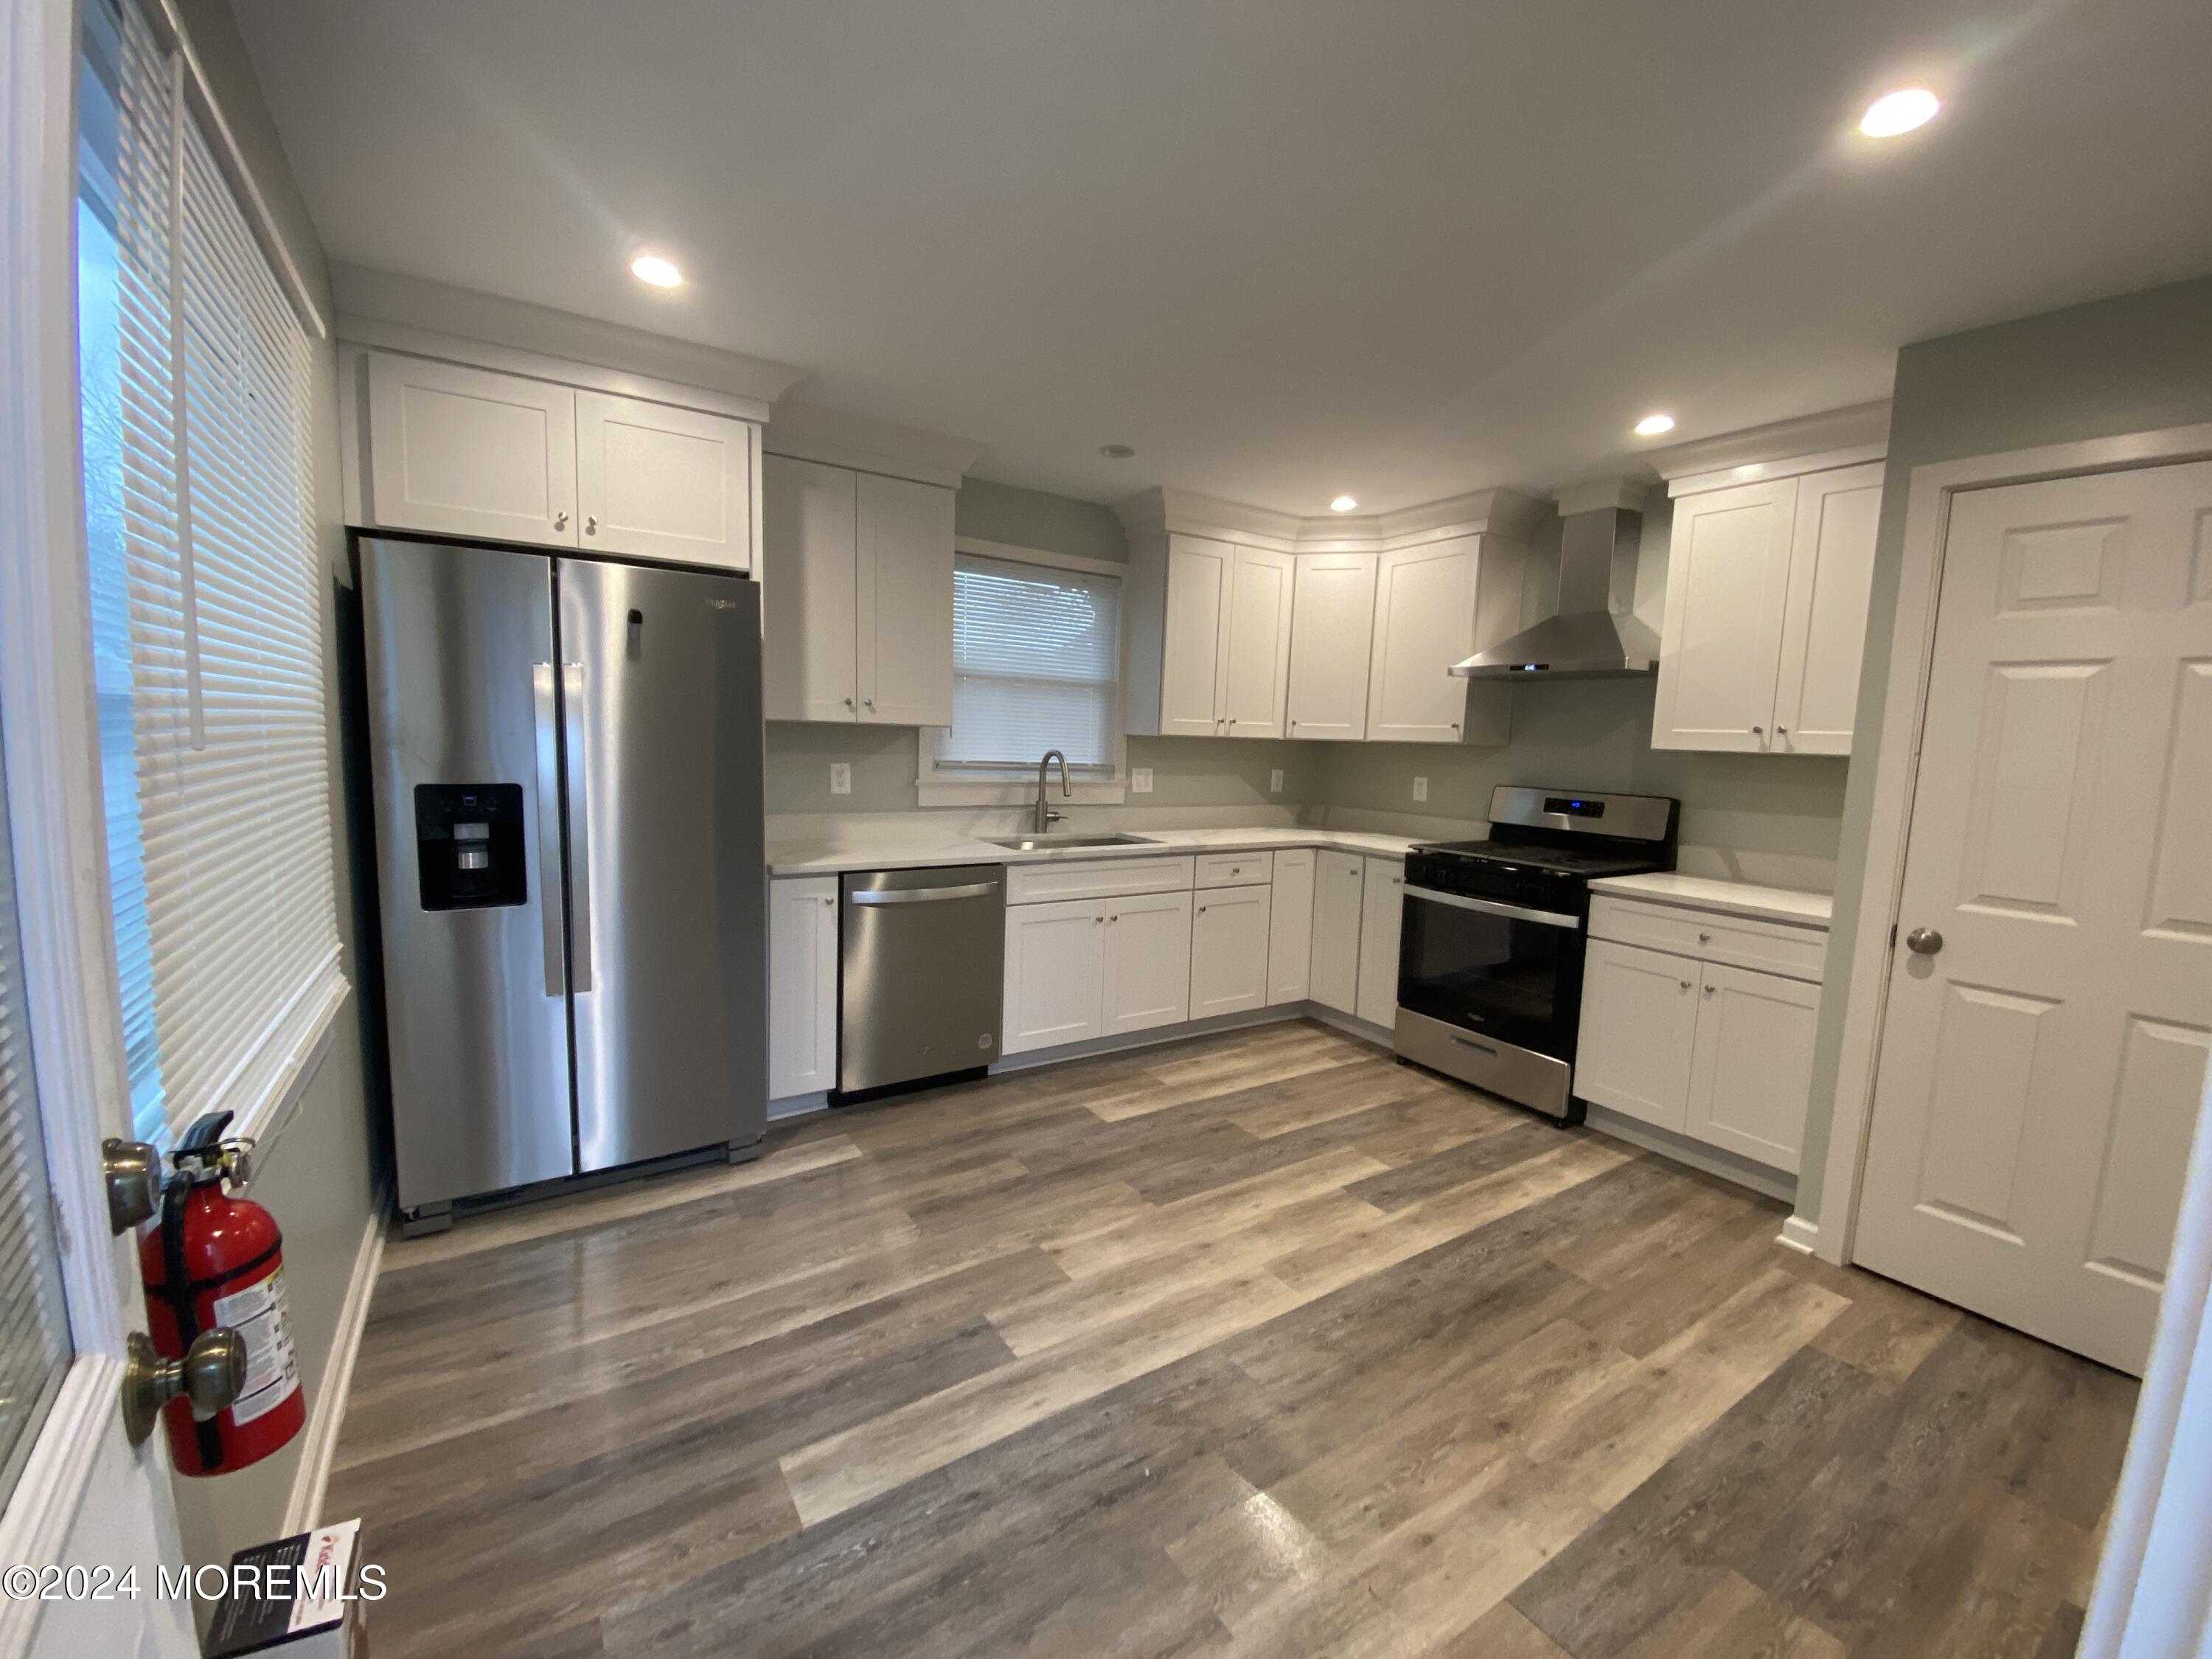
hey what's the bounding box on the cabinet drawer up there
[1006,855,1195,905]
[1195,850,1273,888]
[1587,894,1828,983]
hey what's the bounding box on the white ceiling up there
[232,0,2212,514]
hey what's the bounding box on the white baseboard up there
[1776,1214,1820,1256]
[283,1184,388,1534]
[1582,1105,1798,1205]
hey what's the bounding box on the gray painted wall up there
[1797,274,2212,1225]
[170,0,378,1584]
[955,476,1127,563]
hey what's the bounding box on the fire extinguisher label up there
[212,1266,302,1427]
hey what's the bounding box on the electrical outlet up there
[1413,776,1428,804]
[1131,768,1154,794]
[830,762,851,796]
[1269,768,1284,793]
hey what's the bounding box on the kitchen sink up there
[983,832,1158,852]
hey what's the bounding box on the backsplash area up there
[765,674,1848,893]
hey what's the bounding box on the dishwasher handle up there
[848,881,1001,907]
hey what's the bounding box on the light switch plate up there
[830,762,851,796]
[1269,769,1284,793]
[1131,768,1154,794]
[1413,776,1428,803]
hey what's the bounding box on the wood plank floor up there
[328,1020,2137,1658]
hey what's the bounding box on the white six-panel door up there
[1285,554,1377,740]
[1854,459,2212,1374]
[1651,478,1797,751]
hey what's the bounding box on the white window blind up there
[81,0,346,1147]
[932,554,1121,771]
[0,787,74,1511]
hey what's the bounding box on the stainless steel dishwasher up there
[838,864,1005,1099]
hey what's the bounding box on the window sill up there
[916,777,1128,807]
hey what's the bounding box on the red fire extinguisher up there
[139,1110,305,1475]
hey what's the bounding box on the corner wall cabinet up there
[349,348,757,572]
[1574,891,1828,1176]
[1284,554,1377,740]
[759,454,956,726]
[1652,459,1882,754]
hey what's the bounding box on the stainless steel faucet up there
[1033,750,1070,834]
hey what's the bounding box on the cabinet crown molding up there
[762,403,986,490]
[1642,400,1891,486]
[1114,484,1544,553]
[333,263,807,411]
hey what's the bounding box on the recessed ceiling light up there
[1099,444,1135,459]
[1734,463,1765,478]
[1329,495,1358,512]
[1633,414,1676,438]
[1860,88,1941,137]
[630,253,684,288]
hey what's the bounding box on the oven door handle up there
[1402,885,1581,930]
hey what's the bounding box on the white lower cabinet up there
[1684,963,1819,1172]
[1266,849,1315,1004]
[768,877,838,1099]
[1102,891,1194,1035]
[1310,851,1366,1015]
[1576,939,1699,1132]
[1576,901,1825,1176]
[1003,897,1109,1054]
[1354,858,1405,1028]
[1192,886,1272,1018]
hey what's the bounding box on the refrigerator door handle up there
[532,662,565,997]
[561,661,595,994]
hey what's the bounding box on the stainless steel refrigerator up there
[359,537,767,1234]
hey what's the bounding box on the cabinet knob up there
[864,698,874,710]
[1450,722,1459,733]
[1679,978,1691,990]
[1775,725,1788,736]
[554,510,569,530]
[844,696,855,709]
[585,514,599,535]
[1093,914,1103,925]
[1752,724,1764,736]
[1704,984,1717,997]
[1197,905,1207,914]
[822,895,834,906]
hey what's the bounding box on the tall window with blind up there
[76,0,346,1150]
[931,553,1122,775]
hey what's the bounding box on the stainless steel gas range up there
[1394,785,1679,1123]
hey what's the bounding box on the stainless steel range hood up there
[1454,481,1659,680]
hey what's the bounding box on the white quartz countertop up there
[1589,871,1834,928]
[766,824,1418,877]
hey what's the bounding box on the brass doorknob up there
[1905,927,1944,956]
[120,1329,246,1447]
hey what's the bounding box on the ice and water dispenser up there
[413,784,526,910]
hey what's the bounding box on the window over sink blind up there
[932,553,1121,772]
[77,0,347,1147]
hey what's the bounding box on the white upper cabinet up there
[1652,462,1882,754]
[1354,858,1405,1028]
[356,350,763,571]
[1134,535,1297,740]
[1365,537,1509,745]
[762,455,860,721]
[1155,535,1236,735]
[1222,547,1298,737]
[1771,462,1883,754]
[574,390,753,572]
[1285,554,1378,740]
[855,472,956,726]
[760,455,954,726]
[366,353,577,547]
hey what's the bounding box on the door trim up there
[1810,420,2212,1270]
[0,0,187,1632]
